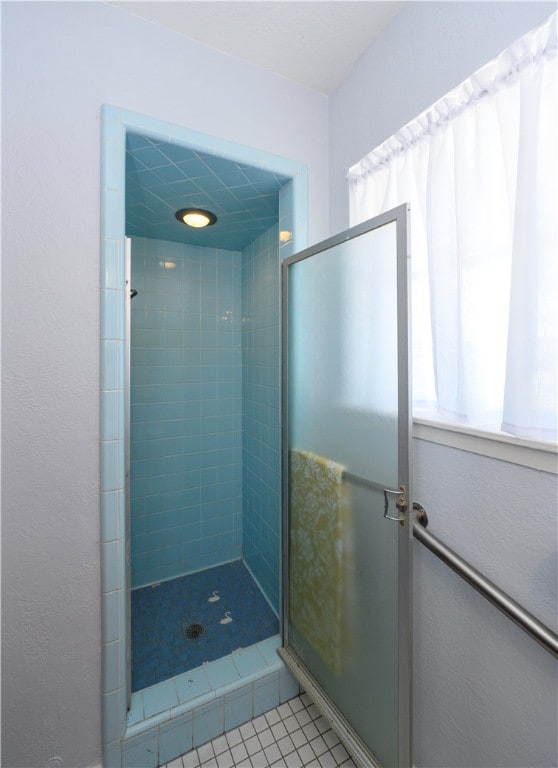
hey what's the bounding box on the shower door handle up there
[383,486,408,524]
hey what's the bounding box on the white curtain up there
[349,12,557,442]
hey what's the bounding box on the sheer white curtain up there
[349,12,557,442]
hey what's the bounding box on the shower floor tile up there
[132,559,279,691]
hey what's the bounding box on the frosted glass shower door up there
[280,205,412,768]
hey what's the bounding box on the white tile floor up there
[163,693,357,768]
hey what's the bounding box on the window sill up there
[412,417,558,474]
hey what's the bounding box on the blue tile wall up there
[130,227,282,605]
[130,237,242,587]
[241,224,281,612]
[279,180,296,260]
[158,712,193,765]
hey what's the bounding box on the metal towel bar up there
[412,515,558,659]
[341,470,385,492]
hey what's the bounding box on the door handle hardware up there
[383,486,408,525]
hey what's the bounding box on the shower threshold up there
[123,634,302,768]
[122,562,298,763]
[127,634,285,728]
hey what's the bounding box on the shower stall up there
[101,107,412,768]
[100,106,308,768]
[124,133,293,693]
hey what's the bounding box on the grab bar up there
[334,477,557,657]
[412,513,558,659]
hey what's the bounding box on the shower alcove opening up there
[100,106,308,768]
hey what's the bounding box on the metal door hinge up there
[383,486,408,525]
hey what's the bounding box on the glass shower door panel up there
[284,209,410,768]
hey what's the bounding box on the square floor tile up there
[167,694,358,768]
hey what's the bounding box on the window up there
[348,12,557,445]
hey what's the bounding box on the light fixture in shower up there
[175,208,217,228]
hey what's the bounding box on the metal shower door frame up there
[124,236,132,709]
[279,204,412,768]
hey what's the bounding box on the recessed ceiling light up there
[175,208,217,228]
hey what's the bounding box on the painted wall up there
[130,237,243,589]
[2,1,556,766]
[1,3,328,766]
[412,441,557,768]
[329,1,556,235]
[328,3,558,766]
[242,224,282,613]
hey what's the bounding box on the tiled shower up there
[100,105,307,767]
[129,222,283,675]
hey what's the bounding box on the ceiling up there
[126,133,289,250]
[109,1,404,94]
[120,1,404,250]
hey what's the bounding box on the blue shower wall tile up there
[204,656,240,690]
[101,340,120,391]
[158,712,194,765]
[101,287,124,342]
[122,729,159,768]
[241,225,281,613]
[102,589,121,644]
[101,490,121,543]
[253,671,280,717]
[193,700,224,748]
[127,693,145,726]
[279,179,296,259]
[102,541,121,593]
[175,667,211,705]
[130,237,243,587]
[279,667,301,702]
[103,639,120,695]
[224,684,254,731]
[231,645,268,678]
[101,440,121,493]
[102,738,122,768]
[142,678,178,718]
[103,690,122,745]
[102,239,123,291]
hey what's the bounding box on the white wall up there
[329,0,556,235]
[412,441,557,767]
[0,4,328,767]
[329,3,558,766]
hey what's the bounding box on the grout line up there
[167,694,356,768]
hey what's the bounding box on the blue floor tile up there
[174,667,211,704]
[204,656,240,690]
[231,645,268,677]
[131,559,278,691]
[142,678,178,717]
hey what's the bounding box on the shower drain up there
[185,622,204,640]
